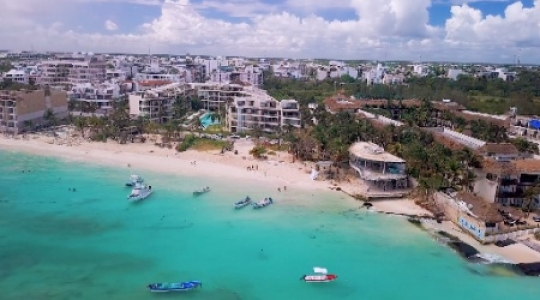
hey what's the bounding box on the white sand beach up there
[3,133,540,264]
[0,134,365,204]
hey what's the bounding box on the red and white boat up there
[301,267,337,282]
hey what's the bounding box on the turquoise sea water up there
[0,149,539,300]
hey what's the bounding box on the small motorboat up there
[234,196,252,209]
[301,267,337,283]
[252,197,273,209]
[127,183,153,202]
[147,281,202,292]
[126,174,144,187]
[193,187,210,196]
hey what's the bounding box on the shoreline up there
[2,134,540,264]
[0,134,427,212]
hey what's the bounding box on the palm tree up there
[250,125,264,143]
[74,117,87,138]
[22,120,33,133]
[43,108,56,128]
[522,181,540,217]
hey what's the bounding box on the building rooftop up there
[481,158,540,174]
[349,142,405,163]
[477,143,520,156]
[513,159,540,174]
[480,158,517,175]
[138,80,173,87]
[456,192,504,223]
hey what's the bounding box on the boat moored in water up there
[301,267,337,283]
[147,281,202,292]
[126,174,144,187]
[234,196,252,209]
[127,183,153,202]
[252,197,273,209]
[193,187,210,196]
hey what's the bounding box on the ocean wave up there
[472,253,514,264]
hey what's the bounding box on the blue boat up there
[234,196,252,209]
[147,281,202,292]
[253,197,273,209]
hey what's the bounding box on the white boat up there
[234,196,252,209]
[126,174,144,187]
[252,197,273,209]
[193,187,210,196]
[301,267,338,283]
[127,183,153,202]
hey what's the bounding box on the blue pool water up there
[0,149,539,299]
[200,113,220,129]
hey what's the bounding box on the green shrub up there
[176,134,196,152]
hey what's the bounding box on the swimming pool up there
[200,113,220,129]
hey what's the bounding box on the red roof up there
[137,80,173,87]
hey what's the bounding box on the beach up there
[2,133,540,265]
[0,133,435,216]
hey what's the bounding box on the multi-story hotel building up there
[69,82,121,116]
[190,82,245,111]
[0,89,68,134]
[37,55,107,86]
[128,83,192,124]
[227,87,300,133]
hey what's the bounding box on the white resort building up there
[349,142,409,199]
[227,88,300,133]
[37,55,107,86]
[69,82,121,115]
[128,83,188,124]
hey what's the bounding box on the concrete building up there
[3,69,30,84]
[37,55,107,86]
[191,82,245,111]
[474,158,540,209]
[0,89,68,134]
[69,82,121,115]
[435,191,506,241]
[349,142,409,199]
[128,83,188,124]
[227,89,300,133]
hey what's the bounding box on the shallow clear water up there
[0,150,539,300]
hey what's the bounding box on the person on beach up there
[284,186,287,191]
[278,187,281,192]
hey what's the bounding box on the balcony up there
[349,161,407,181]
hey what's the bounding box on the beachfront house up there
[0,89,68,134]
[348,142,409,199]
[474,158,540,209]
[452,192,504,240]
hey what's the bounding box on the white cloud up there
[104,19,119,31]
[0,0,539,62]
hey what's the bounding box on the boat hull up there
[147,281,201,292]
[128,191,153,202]
[234,198,252,209]
[235,202,250,209]
[253,198,273,209]
[302,274,338,282]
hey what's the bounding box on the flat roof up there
[349,142,405,163]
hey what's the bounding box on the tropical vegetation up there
[262,70,540,115]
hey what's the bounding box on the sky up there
[0,0,539,63]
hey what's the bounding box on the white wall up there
[128,95,142,116]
